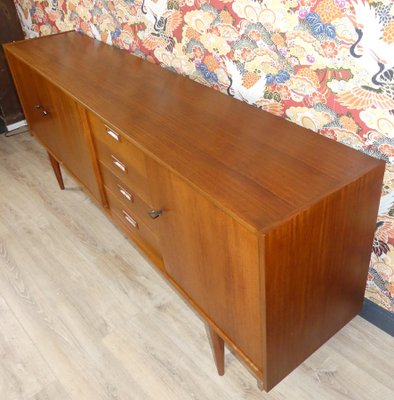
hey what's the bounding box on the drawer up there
[101,164,158,232]
[88,111,152,204]
[106,188,161,257]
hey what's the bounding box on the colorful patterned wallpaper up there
[13,0,394,312]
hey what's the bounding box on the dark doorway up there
[0,0,25,129]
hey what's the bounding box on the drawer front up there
[106,188,161,257]
[101,164,157,232]
[88,111,151,204]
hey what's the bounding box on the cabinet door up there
[5,55,54,148]
[147,159,263,370]
[7,55,101,202]
[36,75,101,202]
[30,71,65,159]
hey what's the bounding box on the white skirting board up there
[6,119,27,131]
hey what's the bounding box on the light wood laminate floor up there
[0,132,393,400]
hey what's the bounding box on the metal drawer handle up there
[122,210,138,228]
[33,104,42,109]
[117,184,133,202]
[41,110,49,116]
[111,155,126,172]
[106,128,120,141]
[148,209,162,219]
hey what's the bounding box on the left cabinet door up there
[5,53,60,153]
[7,54,102,203]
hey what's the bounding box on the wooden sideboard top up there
[4,32,384,233]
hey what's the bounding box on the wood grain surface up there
[87,110,152,206]
[100,164,156,232]
[147,157,263,372]
[6,53,102,203]
[262,164,385,389]
[0,132,393,400]
[3,32,387,392]
[3,32,384,232]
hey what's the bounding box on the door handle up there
[148,209,162,219]
[117,184,133,202]
[106,128,120,141]
[111,155,127,172]
[33,104,48,116]
[122,210,138,228]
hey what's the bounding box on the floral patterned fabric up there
[13,0,394,312]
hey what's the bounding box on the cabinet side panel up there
[148,160,263,372]
[262,163,385,390]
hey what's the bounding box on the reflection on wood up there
[0,133,393,400]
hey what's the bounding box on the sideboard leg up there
[206,325,225,376]
[48,152,64,190]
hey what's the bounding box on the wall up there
[13,0,394,313]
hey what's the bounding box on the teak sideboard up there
[4,31,385,391]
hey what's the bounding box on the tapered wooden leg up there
[206,325,225,376]
[48,152,64,190]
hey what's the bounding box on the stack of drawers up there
[88,111,163,267]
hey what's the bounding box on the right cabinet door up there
[147,158,263,370]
